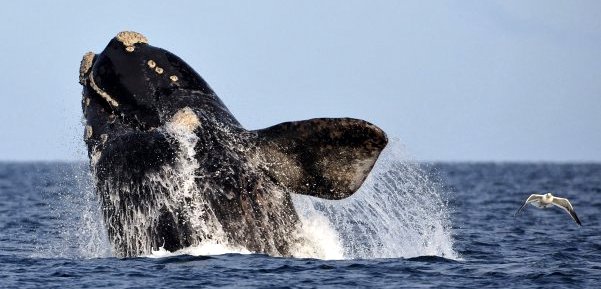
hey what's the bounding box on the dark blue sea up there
[1,159,600,288]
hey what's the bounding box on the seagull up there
[515,192,582,226]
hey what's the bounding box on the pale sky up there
[0,1,599,162]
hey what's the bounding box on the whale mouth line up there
[84,67,162,131]
[88,71,120,109]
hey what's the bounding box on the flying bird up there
[515,193,582,226]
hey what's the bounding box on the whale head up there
[80,31,231,133]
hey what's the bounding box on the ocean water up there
[1,146,600,288]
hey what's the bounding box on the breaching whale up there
[79,31,387,257]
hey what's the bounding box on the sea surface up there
[1,158,600,288]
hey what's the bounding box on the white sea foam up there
[146,242,251,258]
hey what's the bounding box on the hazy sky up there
[0,1,599,162]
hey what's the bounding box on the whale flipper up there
[255,118,388,200]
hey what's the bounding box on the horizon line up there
[0,159,599,165]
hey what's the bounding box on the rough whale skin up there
[79,31,388,257]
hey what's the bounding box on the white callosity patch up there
[146,59,166,76]
[147,60,156,69]
[79,51,95,85]
[116,31,148,46]
[116,31,148,52]
[293,139,458,260]
[168,107,201,133]
[88,72,119,108]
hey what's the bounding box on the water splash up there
[70,170,113,258]
[52,137,456,260]
[293,139,458,260]
[36,163,112,259]
[291,213,345,260]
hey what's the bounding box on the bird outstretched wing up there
[552,197,582,226]
[515,194,543,216]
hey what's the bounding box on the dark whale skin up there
[80,31,387,257]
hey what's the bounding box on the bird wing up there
[515,194,543,216]
[552,197,582,226]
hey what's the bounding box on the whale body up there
[80,31,387,257]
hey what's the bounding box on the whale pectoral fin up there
[255,118,388,200]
